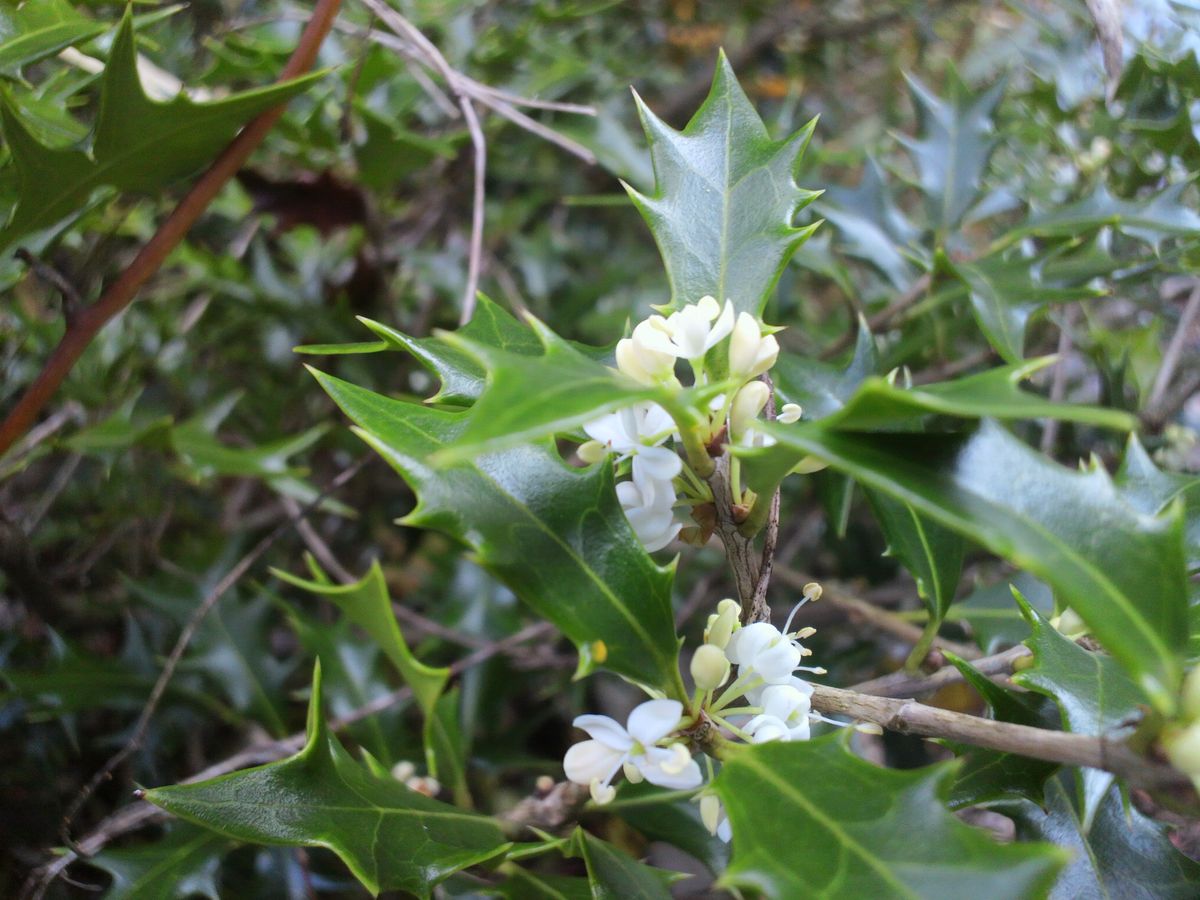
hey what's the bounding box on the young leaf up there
[715,738,1064,899]
[897,72,1005,232]
[310,370,683,694]
[0,11,322,250]
[748,419,1189,711]
[84,824,231,900]
[144,662,510,899]
[1003,774,1200,899]
[626,51,820,315]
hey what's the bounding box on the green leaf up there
[608,781,728,874]
[1004,774,1200,899]
[310,370,683,694]
[84,824,231,900]
[1117,434,1200,570]
[819,157,919,289]
[715,738,1064,899]
[565,827,681,899]
[625,51,820,315]
[1016,182,1200,250]
[865,489,963,623]
[748,419,1189,711]
[0,11,322,251]
[951,255,1103,364]
[773,320,877,420]
[0,0,105,73]
[897,72,1005,232]
[144,661,510,899]
[947,572,1053,653]
[358,295,543,407]
[943,653,1059,808]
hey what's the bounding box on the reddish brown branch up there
[0,0,344,457]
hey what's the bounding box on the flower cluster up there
[561,588,874,844]
[580,296,795,552]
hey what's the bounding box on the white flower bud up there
[729,312,779,378]
[777,403,803,424]
[704,603,740,650]
[615,323,676,385]
[1051,607,1087,639]
[577,440,608,464]
[391,760,416,782]
[590,778,616,805]
[717,598,740,616]
[700,795,721,836]
[691,643,731,690]
[623,761,645,784]
[1164,723,1200,776]
[730,381,770,440]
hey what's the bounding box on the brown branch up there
[1148,278,1200,410]
[0,0,344,457]
[850,643,1029,698]
[810,683,1189,794]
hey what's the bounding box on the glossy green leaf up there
[625,51,820,315]
[491,868,593,899]
[310,370,682,694]
[897,72,1005,231]
[748,419,1189,711]
[866,489,963,622]
[951,255,1103,364]
[0,0,105,72]
[1117,434,1200,569]
[85,824,231,900]
[1004,774,1200,899]
[715,738,1064,899]
[144,662,510,899]
[0,12,322,250]
[944,653,1058,808]
[358,295,543,407]
[565,827,681,899]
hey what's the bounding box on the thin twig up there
[1148,279,1200,410]
[811,682,1188,794]
[850,643,1028,697]
[56,455,369,853]
[0,0,343,457]
[1040,304,1076,454]
[16,249,84,315]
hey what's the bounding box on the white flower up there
[730,381,769,442]
[632,296,735,362]
[563,699,701,803]
[728,312,779,379]
[583,403,681,484]
[725,622,802,684]
[745,684,812,742]
[616,319,678,385]
[616,471,681,552]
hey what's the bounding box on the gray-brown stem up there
[709,452,766,621]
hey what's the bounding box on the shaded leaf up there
[1117,434,1200,570]
[748,419,1189,711]
[566,827,681,899]
[609,781,728,874]
[145,662,510,899]
[1018,182,1200,250]
[715,738,1064,899]
[948,572,1053,653]
[866,489,963,623]
[819,157,919,289]
[625,51,819,315]
[310,370,682,693]
[0,0,105,72]
[85,824,231,900]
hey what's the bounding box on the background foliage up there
[2,0,1200,897]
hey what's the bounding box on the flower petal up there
[572,714,633,750]
[637,747,703,789]
[564,740,625,785]
[626,699,683,745]
[633,446,682,481]
[724,622,781,664]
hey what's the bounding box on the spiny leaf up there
[144,662,510,899]
[310,370,682,693]
[715,738,1064,899]
[625,51,820,315]
[1016,182,1200,250]
[1117,434,1200,570]
[748,419,1189,712]
[0,11,322,251]
[897,72,1005,232]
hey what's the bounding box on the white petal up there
[717,817,732,842]
[761,684,811,722]
[564,740,625,784]
[695,296,720,319]
[638,519,682,552]
[637,747,703,789]
[755,640,803,683]
[704,300,736,351]
[583,412,635,452]
[724,622,781,664]
[788,719,812,741]
[633,446,682,481]
[572,714,633,750]
[636,402,675,441]
[626,699,683,745]
[746,714,789,743]
[616,480,644,510]
[633,318,680,357]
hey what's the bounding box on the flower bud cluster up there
[561,587,865,845]
[583,296,798,552]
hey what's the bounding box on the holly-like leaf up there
[715,738,1064,899]
[310,370,682,694]
[773,320,877,419]
[0,11,322,250]
[625,51,820,315]
[819,157,920,289]
[1004,774,1200,900]
[0,0,106,72]
[747,419,1189,712]
[1117,434,1200,570]
[144,662,510,899]
[84,824,231,900]
[565,827,681,899]
[1016,182,1200,250]
[897,72,1005,232]
[866,489,964,623]
[944,653,1059,808]
[951,254,1104,364]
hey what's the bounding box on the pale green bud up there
[691,643,731,690]
[700,794,721,836]
[1163,722,1200,776]
[777,402,802,424]
[705,602,740,649]
[1051,607,1088,639]
[577,440,608,464]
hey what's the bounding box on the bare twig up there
[16,249,84,315]
[1040,305,1076,454]
[750,373,780,612]
[850,643,1029,698]
[0,0,344,457]
[811,682,1188,793]
[1148,279,1200,410]
[56,455,369,853]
